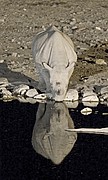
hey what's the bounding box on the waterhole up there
[1,100,108,180]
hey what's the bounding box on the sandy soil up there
[0,0,108,87]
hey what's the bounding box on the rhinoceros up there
[32,25,77,101]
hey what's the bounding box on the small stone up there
[20,89,27,95]
[96,59,107,65]
[72,26,78,30]
[13,84,29,95]
[81,107,92,115]
[100,86,108,95]
[2,88,12,96]
[26,97,37,104]
[84,57,91,61]
[0,60,4,63]
[70,18,76,26]
[12,52,17,57]
[0,19,5,23]
[18,97,28,103]
[11,38,15,42]
[95,27,101,31]
[0,78,9,87]
[26,89,38,98]
[64,89,78,101]
[34,93,47,100]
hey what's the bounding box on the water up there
[1,100,108,180]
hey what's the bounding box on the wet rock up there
[82,101,99,107]
[82,90,99,102]
[34,93,47,100]
[26,88,38,98]
[20,89,27,96]
[18,97,28,103]
[1,87,12,96]
[26,97,37,104]
[0,87,13,101]
[81,107,92,115]
[100,86,108,101]
[64,89,79,101]
[13,84,29,95]
[0,78,9,87]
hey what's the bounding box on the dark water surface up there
[1,100,108,180]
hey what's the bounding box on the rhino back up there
[32,26,77,68]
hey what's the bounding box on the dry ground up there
[0,0,108,87]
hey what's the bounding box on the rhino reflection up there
[32,102,77,165]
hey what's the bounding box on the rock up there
[100,86,108,101]
[0,60,4,63]
[46,93,53,100]
[95,27,101,31]
[70,18,76,26]
[26,89,38,98]
[72,26,78,30]
[64,101,78,109]
[0,78,9,87]
[82,90,99,103]
[13,84,29,95]
[34,93,47,100]
[26,97,37,104]
[0,87,14,101]
[12,52,18,57]
[64,89,79,101]
[3,97,14,102]
[95,59,107,65]
[20,89,27,96]
[18,97,28,103]
[82,101,99,107]
[81,107,92,115]
[100,86,108,95]
[0,19,5,23]
[1,88,12,96]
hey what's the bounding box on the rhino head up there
[43,62,75,101]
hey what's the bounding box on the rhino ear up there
[42,62,52,71]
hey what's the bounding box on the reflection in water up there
[32,102,77,165]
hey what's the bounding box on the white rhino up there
[32,25,77,101]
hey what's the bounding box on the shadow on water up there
[1,100,108,180]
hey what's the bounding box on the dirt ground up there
[0,0,108,87]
